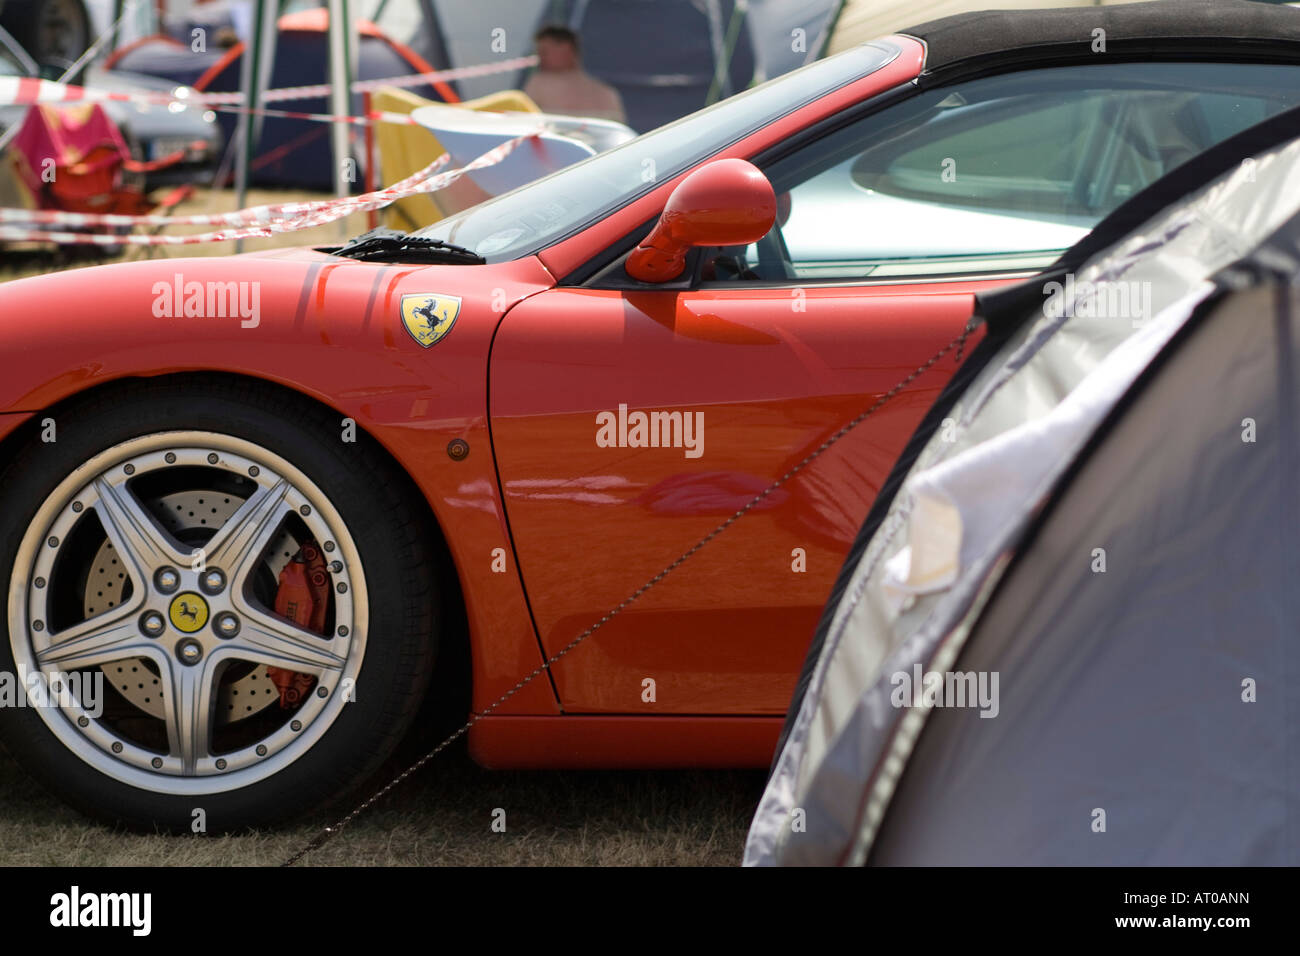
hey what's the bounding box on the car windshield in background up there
[413,41,902,262]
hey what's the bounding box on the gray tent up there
[746,111,1300,866]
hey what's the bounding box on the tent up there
[408,0,838,133]
[108,8,451,188]
[745,108,1300,866]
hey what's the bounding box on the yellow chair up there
[372,88,541,231]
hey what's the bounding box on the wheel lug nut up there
[177,639,202,664]
[140,611,165,637]
[154,567,180,594]
[256,744,267,757]
[213,612,240,638]
[151,757,163,769]
[201,569,226,594]
[215,759,227,770]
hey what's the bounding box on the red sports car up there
[2,1,1299,829]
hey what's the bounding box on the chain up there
[280,320,978,866]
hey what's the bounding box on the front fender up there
[0,250,561,714]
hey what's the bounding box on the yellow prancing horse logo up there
[169,592,209,633]
[400,293,461,348]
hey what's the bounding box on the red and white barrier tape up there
[0,55,537,110]
[0,130,538,244]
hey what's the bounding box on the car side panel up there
[489,281,1003,715]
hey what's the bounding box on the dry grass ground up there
[0,189,768,865]
[0,742,765,866]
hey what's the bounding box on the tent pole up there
[327,0,355,239]
[234,0,276,253]
[111,0,125,53]
[363,90,377,229]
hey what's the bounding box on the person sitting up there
[523,25,627,125]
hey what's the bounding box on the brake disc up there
[89,489,298,724]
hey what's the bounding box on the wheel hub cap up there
[168,592,209,633]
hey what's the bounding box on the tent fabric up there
[745,127,1300,866]
[571,0,755,133]
[870,278,1300,865]
[424,0,550,102]
[436,0,834,129]
[742,0,839,82]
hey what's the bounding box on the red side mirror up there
[626,158,776,283]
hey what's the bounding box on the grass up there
[0,741,765,866]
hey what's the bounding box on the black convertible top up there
[902,0,1300,76]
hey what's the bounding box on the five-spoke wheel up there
[0,381,437,830]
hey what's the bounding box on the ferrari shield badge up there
[400,293,461,348]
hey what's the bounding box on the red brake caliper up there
[268,541,329,708]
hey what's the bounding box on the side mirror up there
[626,158,776,283]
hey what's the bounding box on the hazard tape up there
[0,55,537,110]
[0,129,538,244]
[0,153,449,229]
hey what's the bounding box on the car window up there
[413,40,901,262]
[705,62,1300,284]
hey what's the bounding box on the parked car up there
[0,0,1298,830]
[0,24,221,187]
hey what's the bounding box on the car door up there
[489,58,1300,716]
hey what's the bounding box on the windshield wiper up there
[323,228,485,264]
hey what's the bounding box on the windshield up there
[414,41,902,262]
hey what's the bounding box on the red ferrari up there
[3,1,1299,829]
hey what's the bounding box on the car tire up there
[0,377,438,832]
